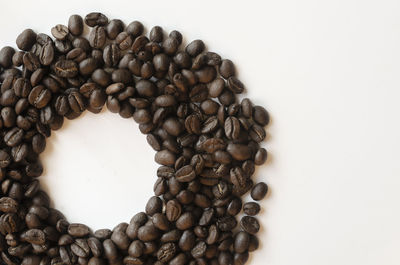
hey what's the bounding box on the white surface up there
[1,1,400,264]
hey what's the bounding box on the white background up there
[1,0,400,264]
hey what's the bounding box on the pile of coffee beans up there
[0,12,270,265]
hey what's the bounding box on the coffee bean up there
[186,40,205,57]
[51,24,69,40]
[23,229,46,244]
[68,14,83,36]
[23,52,40,72]
[240,216,260,235]
[0,47,15,68]
[166,200,182,222]
[55,60,78,78]
[68,223,90,237]
[85,12,108,27]
[254,148,268,165]
[243,202,261,216]
[251,182,268,201]
[16,29,37,51]
[175,165,196,182]
[106,19,124,40]
[89,26,106,49]
[103,44,120,67]
[145,196,163,216]
[124,21,142,37]
[253,105,270,126]
[137,224,159,242]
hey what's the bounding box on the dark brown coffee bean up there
[253,105,270,126]
[0,47,15,68]
[16,29,37,51]
[226,143,252,161]
[103,44,120,67]
[68,14,83,36]
[157,242,176,263]
[88,26,106,49]
[85,12,108,27]
[145,196,163,216]
[106,19,124,40]
[23,229,45,244]
[254,148,268,165]
[202,138,226,153]
[175,212,195,230]
[23,52,40,72]
[51,24,69,40]
[243,202,261,216]
[28,85,51,109]
[175,165,196,182]
[68,223,90,237]
[54,60,78,78]
[240,216,260,235]
[126,21,143,37]
[4,127,24,147]
[251,182,268,201]
[166,200,182,222]
[219,59,235,78]
[137,224,159,242]
[186,40,205,57]
[0,197,18,213]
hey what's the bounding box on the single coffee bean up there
[68,14,83,36]
[253,105,270,126]
[23,52,40,72]
[240,216,260,235]
[106,19,124,40]
[85,12,108,27]
[251,182,268,201]
[16,29,37,51]
[68,223,90,237]
[219,59,235,78]
[0,46,15,68]
[186,39,205,57]
[51,24,69,40]
[89,26,106,49]
[243,202,261,216]
[175,165,196,182]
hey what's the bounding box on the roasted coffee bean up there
[51,24,69,40]
[106,19,124,40]
[68,223,90,237]
[89,26,106,49]
[103,44,120,67]
[186,40,205,57]
[68,14,83,36]
[249,124,266,143]
[243,202,260,216]
[251,182,268,201]
[219,59,235,78]
[137,224,159,242]
[227,143,252,161]
[240,216,260,236]
[23,52,40,71]
[0,47,15,68]
[254,148,268,165]
[175,165,196,182]
[85,12,108,27]
[253,105,270,126]
[16,29,37,51]
[55,60,78,78]
[145,196,163,216]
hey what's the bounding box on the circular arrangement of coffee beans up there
[0,12,270,265]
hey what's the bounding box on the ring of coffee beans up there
[0,12,270,265]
